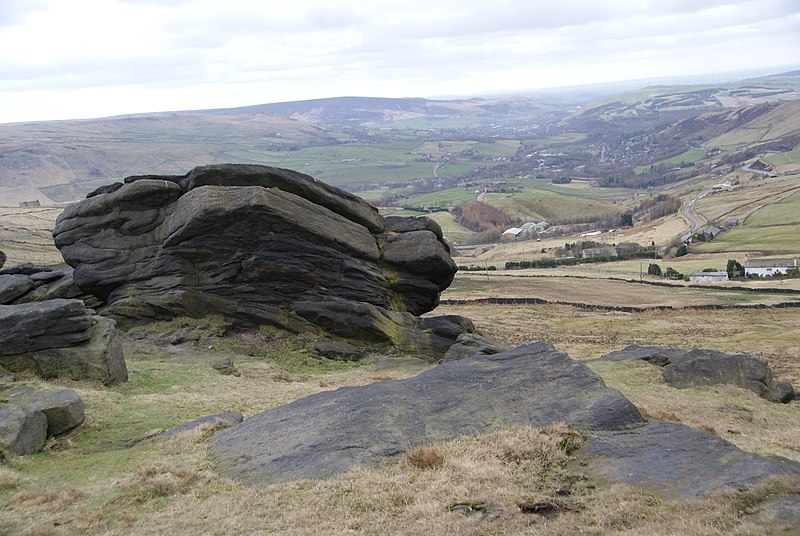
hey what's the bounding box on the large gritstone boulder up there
[0,299,127,385]
[53,164,463,355]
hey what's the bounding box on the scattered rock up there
[0,404,47,456]
[314,340,364,361]
[599,345,795,403]
[580,419,800,497]
[147,412,243,442]
[743,494,800,533]
[0,274,34,304]
[210,356,240,376]
[0,385,85,457]
[0,299,127,385]
[441,333,509,362]
[53,164,464,357]
[211,341,644,484]
[3,385,85,436]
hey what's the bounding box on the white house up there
[689,272,729,283]
[745,258,799,277]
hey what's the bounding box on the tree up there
[647,263,662,276]
[621,211,634,227]
[675,244,688,257]
[726,259,744,279]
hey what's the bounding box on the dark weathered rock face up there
[53,164,462,354]
[0,250,5,269]
[0,385,84,456]
[0,299,127,385]
[211,341,644,484]
[600,345,795,403]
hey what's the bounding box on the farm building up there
[723,217,739,228]
[700,225,722,239]
[19,200,41,208]
[745,258,799,277]
[501,227,524,239]
[582,246,618,259]
[689,272,729,283]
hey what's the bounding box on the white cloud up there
[0,0,798,122]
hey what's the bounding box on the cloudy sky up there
[1,0,798,123]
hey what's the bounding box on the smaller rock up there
[210,356,240,377]
[0,274,34,304]
[3,385,85,436]
[147,412,243,441]
[744,494,800,531]
[599,345,795,404]
[441,333,509,362]
[0,404,47,456]
[0,251,5,270]
[767,381,795,404]
[375,356,429,370]
[314,340,365,361]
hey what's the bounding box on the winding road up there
[680,189,710,242]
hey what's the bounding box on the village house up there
[745,258,799,277]
[689,271,729,283]
[581,246,618,259]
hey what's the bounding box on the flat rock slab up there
[211,341,643,484]
[581,420,800,497]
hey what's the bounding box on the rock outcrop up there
[0,385,85,456]
[0,251,5,269]
[211,341,800,498]
[211,341,644,484]
[53,164,466,356]
[600,345,795,403]
[0,299,127,385]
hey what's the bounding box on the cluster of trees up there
[647,263,683,279]
[452,201,513,232]
[635,194,682,221]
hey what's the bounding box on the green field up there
[635,148,706,174]
[693,190,800,254]
[764,148,800,166]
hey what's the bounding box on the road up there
[680,189,710,242]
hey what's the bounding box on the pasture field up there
[443,272,800,309]
[0,207,64,266]
[693,188,800,254]
[634,148,706,174]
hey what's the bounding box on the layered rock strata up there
[53,164,465,354]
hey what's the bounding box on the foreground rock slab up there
[0,299,127,385]
[600,345,795,403]
[211,341,644,484]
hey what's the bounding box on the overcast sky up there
[1,0,798,124]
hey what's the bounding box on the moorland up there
[1,70,800,535]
